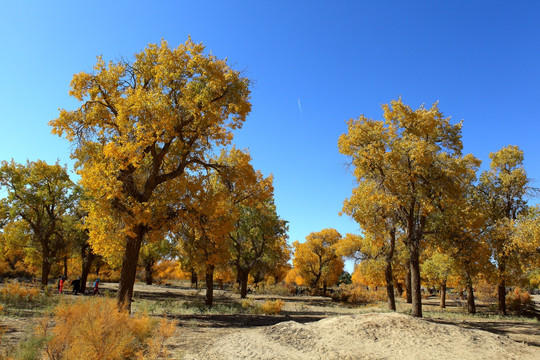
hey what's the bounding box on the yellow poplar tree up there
[292,228,344,294]
[339,99,476,317]
[49,39,251,308]
[340,179,400,310]
[479,145,533,315]
[0,160,74,286]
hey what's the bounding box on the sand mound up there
[186,313,537,360]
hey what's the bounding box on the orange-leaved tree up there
[50,39,251,308]
[292,228,344,294]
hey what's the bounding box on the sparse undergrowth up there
[14,297,176,360]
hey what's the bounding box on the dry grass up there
[261,299,284,315]
[32,297,176,360]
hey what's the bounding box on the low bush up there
[0,282,40,304]
[332,285,387,305]
[29,297,176,360]
[261,299,284,315]
[506,287,533,315]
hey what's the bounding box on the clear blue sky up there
[1,1,539,272]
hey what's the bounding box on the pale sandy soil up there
[1,283,539,359]
[180,313,538,360]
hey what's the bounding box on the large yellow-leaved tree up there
[50,39,251,308]
[339,99,476,317]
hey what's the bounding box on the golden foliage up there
[261,299,284,315]
[0,281,40,303]
[506,287,533,314]
[50,39,252,303]
[292,229,344,290]
[37,297,176,360]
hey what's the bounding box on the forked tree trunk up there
[117,226,145,311]
[440,279,447,309]
[205,264,215,307]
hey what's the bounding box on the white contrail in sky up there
[297,98,303,119]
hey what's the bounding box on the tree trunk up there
[80,246,96,293]
[63,257,68,278]
[497,279,507,316]
[385,261,396,311]
[205,264,215,307]
[405,261,412,303]
[191,270,198,288]
[41,244,51,287]
[440,279,447,309]
[385,229,396,311]
[41,258,51,288]
[323,282,327,295]
[117,226,145,311]
[144,260,154,285]
[396,280,403,298]
[466,276,476,314]
[239,269,249,299]
[409,243,422,317]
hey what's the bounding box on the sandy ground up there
[180,313,538,360]
[1,283,539,359]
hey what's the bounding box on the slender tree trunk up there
[205,264,215,307]
[466,276,476,314]
[41,245,51,287]
[405,261,412,304]
[323,282,327,295]
[191,270,198,288]
[81,246,96,294]
[63,257,68,278]
[385,229,396,311]
[497,262,507,315]
[80,247,96,293]
[409,242,422,317]
[440,278,447,309]
[239,269,249,299]
[396,280,403,298]
[117,226,145,311]
[385,261,396,311]
[144,260,154,285]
